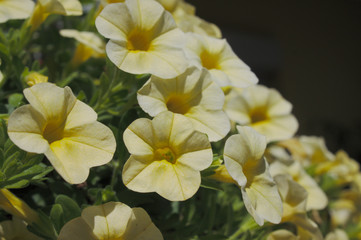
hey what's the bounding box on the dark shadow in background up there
[192,0,361,162]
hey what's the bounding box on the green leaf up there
[55,195,81,223]
[200,178,224,191]
[50,204,64,233]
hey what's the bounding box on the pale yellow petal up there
[7,105,49,154]
[224,126,267,186]
[81,202,132,238]
[57,0,82,16]
[64,100,97,129]
[242,164,283,225]
[45,122,115,184]
[123,118,154,157]
[23,83,76,121]
[185,107,230,142]
[267,230,299,240]
[59,30,105,54]
[325,229,349,240]
[123,208,164,240]
[58,218,97,240]
[0,0,35,23]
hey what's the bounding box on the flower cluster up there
[0,0,359,239]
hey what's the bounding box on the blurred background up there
[192,0,361,162]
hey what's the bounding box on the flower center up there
[166,94,191,115]
[154,147,176,164]
[42,120,65,144]
[127,30,151,52]
[200,50,219,70]
[250,108,268,124]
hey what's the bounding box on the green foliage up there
[0,120,53,189]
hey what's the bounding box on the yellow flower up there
[274,174,323,240]
[28,0,82,31]
[7,83,116,184]
[58,201,163,240]
[184,32,258,88]
[60,29,105,67]
[267,229,300,240]
[122,111,212,201]
[0,217,42,240]
[225,85,298,142]
[223,126,283,226]
[137,67,230,142]
[0,0,35,23]
[25,72,48,86]
[270,161,328,211]
[95,0,188,78]
[0,189,38,224]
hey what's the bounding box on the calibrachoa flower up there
[58,201,163,240]
[223,126,283,226]
[7,83,116,184]
[325,229,349,240]
[137,67,230,142]
[269,161,328,211]
[95,0,188,79]
[225,85,298,142]
[60,29,105,67]
[28,0,83,31]
[122,111,212,201]
[184,32,258,88]
[274,175,323,240]
[0,0,34,23]
[0,217,42,240]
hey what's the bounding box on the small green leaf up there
[50,204,64,233]
[55,195,81,223]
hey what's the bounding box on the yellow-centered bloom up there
[28,0,82,32]
[60,29,105,67]
[225,85,298,142]
[137,67,230,142]
[122,111,212,201]
[25,72,48,86]
[0,189,39,224]
[0,0,34,23]
[58,201,163,240]
[95,0,188,78]
[0,217,42,240]
[184,32,258,88]
[223,126,283,226]
[274,175,323,240]
[7,83,116,184]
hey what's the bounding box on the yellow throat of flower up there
[127,29,152,52]
[154,147,176,164]
[249,107,269,125]
[166,94,192,115]
[42,120,65,144]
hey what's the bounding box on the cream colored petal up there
[325,229,349,240]
[58,218,97,240]
[123,159,199,201]
[23,83,76,121]
[0,0,35,23]
[39,0,66,14]
[185,107,230,142]
[57,0,83,16]
[126,0,171,31]
[60,30,104,54]
[294,216,323,240]
[45,122,115,184]
[297,173,328,210]
[242,160,283,225]
[7,105,49,154]
[123,118,154,156]
[64,100,97,130]
[137,81,168,117]
[95,3,132,40]
[123,208,163,240]
[81,202,132,239]
[266,88,293,116]
[251,115,299,142]
[267,230,299,240]
[176,148,212,171]
[224,126,267,186]
[167,113,211,158]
